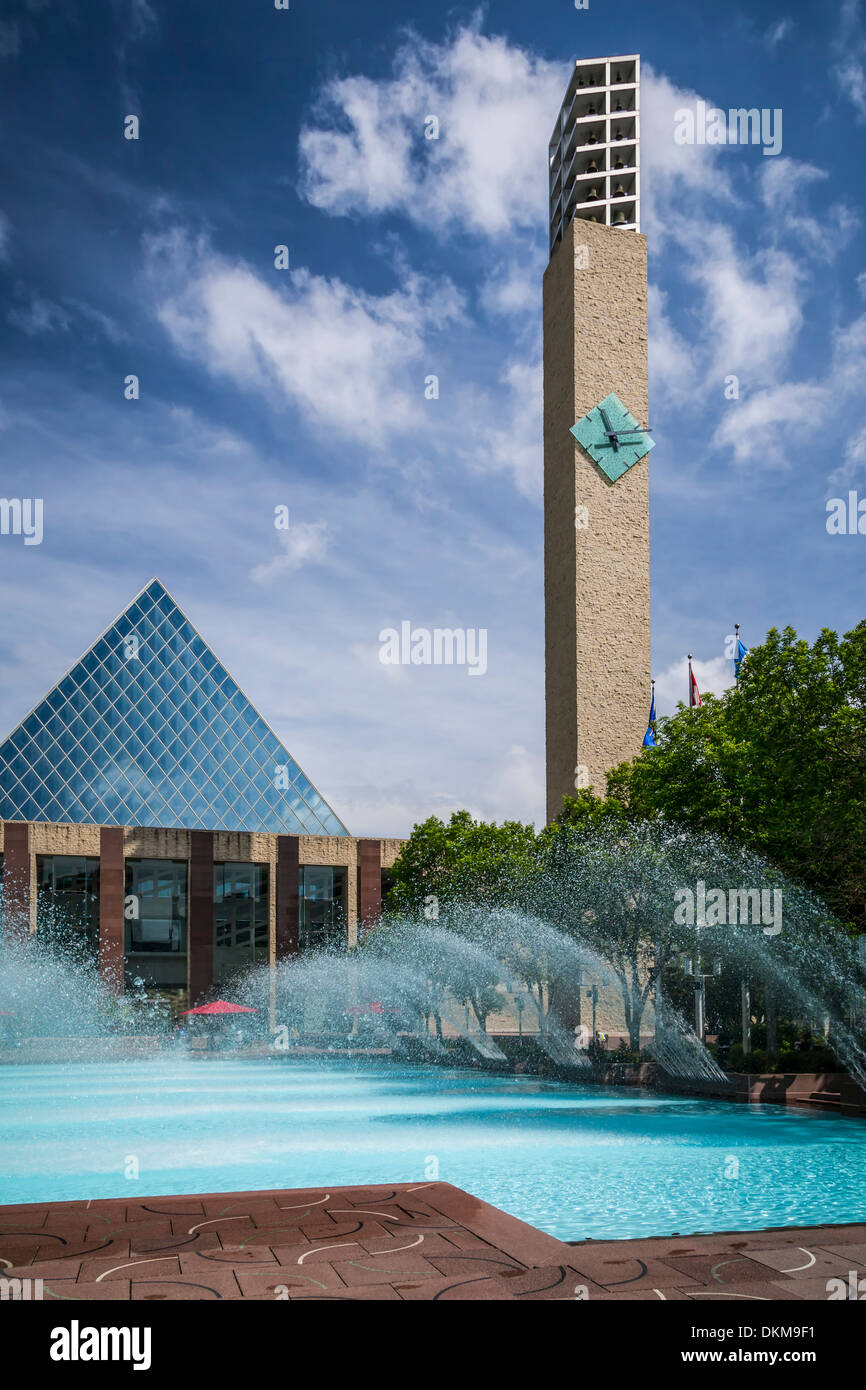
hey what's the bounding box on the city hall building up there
[2,51,654,1015]
[0,579,402,1003]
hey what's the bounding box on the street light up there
[507,979,527,1039]
[682,952,722,1043]
[586,973,611,1044]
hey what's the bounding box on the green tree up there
[386,811,542,916]
[606,624,866,931]
[541,818,691,1050]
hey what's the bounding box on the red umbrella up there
[180,1000,258,1016]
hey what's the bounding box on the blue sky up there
[1,0,865,835]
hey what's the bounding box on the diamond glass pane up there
[0,580,348,834]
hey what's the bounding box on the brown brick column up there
[98,827,125,993]
[276,835,299,959]
[2,821,30,940]
[187,831,214,1005]
[358,839,382,935]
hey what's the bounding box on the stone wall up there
[1,820,405,982]
[543,216,651,817]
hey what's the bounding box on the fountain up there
[1,824,864,1239]
[1,822,863,1081]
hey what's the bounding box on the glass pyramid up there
[0,579,349,836]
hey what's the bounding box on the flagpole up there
[688,654,693,710]
[734,622,740,682]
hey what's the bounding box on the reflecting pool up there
[1,1060,864,1241]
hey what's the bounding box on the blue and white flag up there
[734,637,749,680]
[643,685,657,747]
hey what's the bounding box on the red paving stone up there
[1,1183,864,1300]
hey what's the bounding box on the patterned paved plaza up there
[1,1183,863,1300]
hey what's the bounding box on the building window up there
[214,862,269,980]
[36,855,100,954]
[125,859,187,954]
[299,866,346,952]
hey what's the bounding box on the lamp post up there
[506,978,527,1039]
[683,953,722,1044]
[586,973,611,1044]
[587,983,599,1042]
[740,981,751,1055]
[652,944,665,1045]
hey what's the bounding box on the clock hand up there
[597,407,620,452]
[596,428,648,444]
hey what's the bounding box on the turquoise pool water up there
[1,1059,864,1241]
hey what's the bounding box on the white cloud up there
[760,158,858,259]
[638,70,861,469]
[475,743,545,823]
[296,46,842,482]
[338,744,545,833]
[843,425,866,473]
[251,520,330,584]
[459,359,543,499]
[480,253,543,319]
[639,66,737,240]
[299,23,566,238]
[833,0,866,120]
[648,283,701,407]
[7,292,124,341]
[764,17,793,50]
[689,231,805,383]
[715,311,866,469]
[760,156,825,209]
[714,379,825,466]
[129,0,157,37]
[8,295,71,335]
[147,229,463,446]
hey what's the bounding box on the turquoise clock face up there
[570,392,655,482]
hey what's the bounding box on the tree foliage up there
[385,810,542,915]
[605,623,866,931]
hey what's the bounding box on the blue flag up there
[734,638,748,680]
[643,687,656,747]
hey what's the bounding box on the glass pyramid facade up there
[0,579,349,836]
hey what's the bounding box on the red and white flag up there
[688,659,703,708]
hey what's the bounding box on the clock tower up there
[544,53,651,821]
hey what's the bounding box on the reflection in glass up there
[125,859,187,954]
[214,863,269,982]
[36,855,100,957]
[299,866,346,952]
